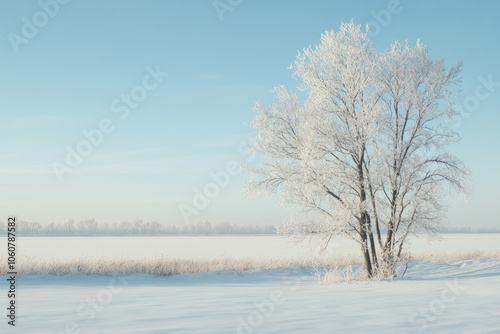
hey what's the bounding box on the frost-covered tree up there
[372,40,470,270]
[246,22,470,278]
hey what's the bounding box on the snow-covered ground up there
[15,233,500,258]
[0,259,499,333]
[0,234,499,333]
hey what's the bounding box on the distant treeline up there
[438,225,500,234]
[0,219,497,236]
[0,219,276,236]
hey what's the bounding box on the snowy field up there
[0,234,499,333]
[1,259,499,333]
[13,233,500,259]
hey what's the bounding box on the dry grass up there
[0,250,498,277]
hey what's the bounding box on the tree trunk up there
[366,215,378,272]
[359,214,373,278]
[361,237,373,277]
[357,148,373,278]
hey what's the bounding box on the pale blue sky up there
[0,0,499,227]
